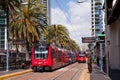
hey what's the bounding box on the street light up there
[77,0,88,3]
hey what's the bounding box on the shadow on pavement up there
[109,69,120,80]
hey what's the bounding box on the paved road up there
[1,63,86,80]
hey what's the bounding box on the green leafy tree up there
[0,0,22,18]
[46,24,69,47]
[10,0,47,60]
[46,24,80,52]
[67,39,80,52]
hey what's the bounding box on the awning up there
[107,0,120,25]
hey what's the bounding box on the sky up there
[50,0,91,48]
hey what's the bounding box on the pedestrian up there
[22,62,26,69]
[87,53,92,73]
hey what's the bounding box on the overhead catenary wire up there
[55,0,74,27]
[54,0,81,46]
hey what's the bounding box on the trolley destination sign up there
[82,37,96,43]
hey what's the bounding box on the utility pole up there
[100,43,103,71]
[98,6,103,71]
[97,33,105,71]
[6,7,9,71]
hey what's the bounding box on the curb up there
[0,69,32,80]
[79,65,90,80]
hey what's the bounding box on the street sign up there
[96,34,105,36]
[82,37,96,43]
[13,40,25,45]
[98,39,105,43]
[96,34,105,43]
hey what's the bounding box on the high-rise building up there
[40,0,51,42]
[91,0,104,36]
[91,0,105,71]
[40,0,51,26]
[0,6,7,49]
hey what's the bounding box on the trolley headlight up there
[38,62,42,64]
[44,61,47,64]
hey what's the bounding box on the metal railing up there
[0,61,31,71]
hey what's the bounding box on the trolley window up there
[79,54,85,58]
[34,46,48,59]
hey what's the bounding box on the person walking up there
[87,53,92,73]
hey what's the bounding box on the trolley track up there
[52,63,78,80]
[51,63,85,80]
[5,63,86,80]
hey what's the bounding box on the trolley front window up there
[34,46,48,59]
[79,54,85,58]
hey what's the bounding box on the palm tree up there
[59,35,69,48]
[0,0,22,18]
[46,24,70,47]
[46,24,80,51]
[9,0,47,60]
[46,24,80,54]
[67,39,80,51]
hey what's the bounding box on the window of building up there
[0,27,5,49]
[0,9,6,49]
[0,18,7,25]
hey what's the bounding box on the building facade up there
[0,6,7,50]
[105,0,120,70]
[41,0,51,26]
[0,5,7,62]
[91,0,104,36]
[91,0,105,71]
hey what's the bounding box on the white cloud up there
[51,8,68,25]
[51,1,91,47]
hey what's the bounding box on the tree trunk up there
[16,45,20,62]
[24,40,31,61]
[24,46,30,61]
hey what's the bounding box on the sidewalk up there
[0,69,26,76]
[90,64,111,80]
[80,64,111,80]
[0,69,32,80]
